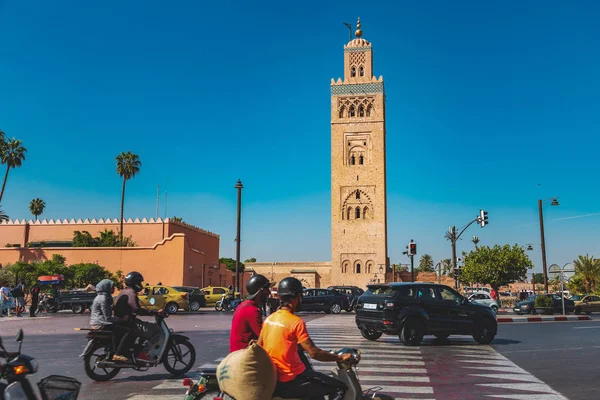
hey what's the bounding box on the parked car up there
[573,295,600,315]
[328,285,364,311]
[139,285,189,314]
[301,288,350,314]
[468,292,499,314]
[201,287,239,305]
[355,283,497,346]
[172,286,207,311]
[46,289,96,314]
[513,294,575,315]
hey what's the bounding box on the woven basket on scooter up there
[217,340,276,400]
[37,375,81,400]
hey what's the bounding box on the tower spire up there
[355,17,362,38]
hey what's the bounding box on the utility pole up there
[234,179,244,296]
[538,199,548,293]
[450,226,458,289]
[437,262,441,284]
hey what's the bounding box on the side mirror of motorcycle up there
[16,329,24,354]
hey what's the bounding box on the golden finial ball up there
[355,17,362,37]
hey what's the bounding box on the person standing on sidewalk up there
[11,281,26,317]
[0,282,11,317]
[29,284,41,317]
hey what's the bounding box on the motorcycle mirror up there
[16,329,24,343]
[0,335,3,347]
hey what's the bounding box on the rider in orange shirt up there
[258,277,351,399]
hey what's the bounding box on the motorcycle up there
[182,347,393,400]
[0,329,81,400]
[78,307,196,382]
[214,295,241,312]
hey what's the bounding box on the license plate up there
[363,303,378,310]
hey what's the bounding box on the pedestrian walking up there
[29,283,41,317]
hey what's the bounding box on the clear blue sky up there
[1,1,599,272]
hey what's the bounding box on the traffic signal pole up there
[450,210,488,290]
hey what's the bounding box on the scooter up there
[214,295,241,312]
[78,304,196,382]
[0,329,81,400]
[182,348,393,400]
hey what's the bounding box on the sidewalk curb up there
[498,315,591,323]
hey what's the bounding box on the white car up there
[468,292,499,314]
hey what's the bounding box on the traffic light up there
[479,209,488,227]
[454,268,459,277]
[409,241,417,256]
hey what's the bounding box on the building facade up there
[0,217,237,288]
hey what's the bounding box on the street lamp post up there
[235,179,244,295]
[538,197,559,293]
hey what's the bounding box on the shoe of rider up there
[257,277,351,400]
[229,274,271,352]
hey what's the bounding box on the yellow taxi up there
[573,294,600,315]
[139,285,189,314]
[201,286,239,305]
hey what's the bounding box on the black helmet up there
[278,277,303,299]
[246,274,271,300]
[124,271,144,292]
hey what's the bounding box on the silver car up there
[468,292,499,314]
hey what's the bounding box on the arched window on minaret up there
[351,66,356,77]
[366,104,373,117]
[349,105,355,117]
[347,207,352,220]
[356,263,361,273]
[339,106,346,119]
[359,65,364,77]
[350,155,355,165]
[363,206,369,219]
[356,191,360,200]
[359,155,364,165]
[355,207,361,219]
[358,105,364,117]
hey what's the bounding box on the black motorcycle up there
[79,314,196,381]
[0,329,81,400]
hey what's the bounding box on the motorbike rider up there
[229,274,271,352]
[89,279,131,362]
[113,271,162,361]
[257,277,351,400]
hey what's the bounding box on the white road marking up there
[477,383,567,394]
[468,373,542,383]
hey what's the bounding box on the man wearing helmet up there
[229,274,272,352]
[113,271,161,361]
[258,277,350,400]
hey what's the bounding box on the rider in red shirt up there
[229,274,272,352]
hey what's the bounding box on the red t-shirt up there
[229,300,263,352]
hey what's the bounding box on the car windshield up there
[570,295,584,301]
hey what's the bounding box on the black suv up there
[301,289,350,314]
[355,283,497,346]
[172,286,207,311]
[328,286,364,311]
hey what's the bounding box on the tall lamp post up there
[235,179,244,295]
[538,197,559,293]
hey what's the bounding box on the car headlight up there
[522,305,529,309]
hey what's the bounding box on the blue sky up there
[1,1,599,272]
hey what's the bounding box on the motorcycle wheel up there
[215,302,223,311]
[83,343,120,381]
[163,339,196,376]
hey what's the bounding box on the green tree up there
[171,216,183,223]
[219,257,245,273]
[0,137,27,203]
[72,231,97,247]
[394,264,408,273]
[244,258,257,263]
[417,254,435,273]
[472,235,480,250]
[441,259,453,276]
[573,254,600,293]
[72,229,136,247]
[29,198,46,221]
[0,206,8,223]
[113,270,125,290]
[461,244,533,289]
[533,273,544,284]
[116,151,141,242]
[71,263,114,287]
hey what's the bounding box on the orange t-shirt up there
[259,309,310,382]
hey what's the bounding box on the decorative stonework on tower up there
[331,18,388,287]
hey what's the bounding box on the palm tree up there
[116,151,141,243]
[573,254,600,293]
[29,198,46,221]
[441,258,453,276]
[472,235,480,250]
[418,254,434,272]
[0,138,27,203]
[0,206,8,223]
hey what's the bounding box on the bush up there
[534,295,553,308]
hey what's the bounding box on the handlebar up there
[330,348,361,367]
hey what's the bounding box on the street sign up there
[548,264,561,279]
[562,263,575,281]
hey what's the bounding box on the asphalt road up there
[492,319,600,400]
[1,311,598,399]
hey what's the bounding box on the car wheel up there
[189,301,201,312]
[360,328,383,341]
[166,302,179,315]
[72,304,85,314]
[586,311,592,315]
[490,305,498,314]
[399,318,425,346]
[330,303,342,314]
[473,318,496,344]
[434,334,450,340]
